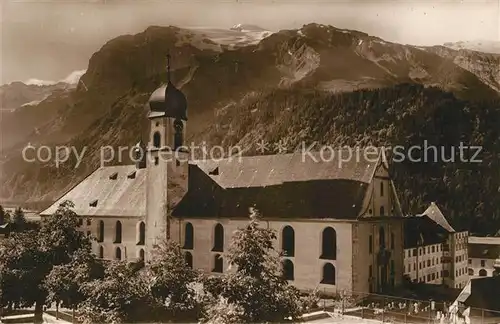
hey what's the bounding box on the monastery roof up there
[403,215,448,249]
[40,165,146,217]
[174,150,384,219]
[418,202,455,233]
[468,243,500,260]
[468,236,500,245]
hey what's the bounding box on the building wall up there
[443,231,469,289]
[469,258,497,277]
[355,219,405,295]
[78,216,145,261]
[170,218,355,296]
[404,243,444,285]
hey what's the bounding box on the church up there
[41,57,407,296]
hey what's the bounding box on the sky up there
[1,0,499,84]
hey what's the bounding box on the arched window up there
[212,254,223,273]
[139,249,145,261]
[212,223,224,252]
[184,222,194,250]
[380,181,384,197]
[283,259,294,281]
[115,247,121,260]
[114,221,122,243]
[468,268,474,276]
[174,119,184,150]
[98,220,104,242]
[479,269,487,277]
[282,226,295,257]
[379,226,386,249]
[321,263,336,285]
[137,221,145,245]
[380,206,385,216]
[185,251,193,269]
[153,131,161,148]
[320,227,337,260]
[99,245,104,259]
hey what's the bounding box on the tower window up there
[380,181,384,197]
[99,245,104,258]
[154,157,159,165]
[153,131,161,148]
[139,249,145,261]
[379,226,386,249]
[380,206,385,216]
[174,119,183,150]
[89,199,98,207]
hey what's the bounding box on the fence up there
[310,289,500,324]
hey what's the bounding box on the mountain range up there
[1,24,499,234]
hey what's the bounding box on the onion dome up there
[147,53,187,120]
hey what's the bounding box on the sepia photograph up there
[1,0,499,323]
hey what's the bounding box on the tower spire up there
[166,51,171,83]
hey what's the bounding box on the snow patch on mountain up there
[24,69,86,86]
[443,40,500,54]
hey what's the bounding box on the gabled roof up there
[418,202,455,233]
[455,276,500,312]
[40,165,146,217]
[193,150,379,189]
[403,215,448,248]
[173,149,383,219]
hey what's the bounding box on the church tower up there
[145,53,188,258]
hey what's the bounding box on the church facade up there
[41,60,407,296]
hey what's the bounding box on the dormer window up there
[109,172,118,180]
[127,171,136,179]
[89,199,98,207]
[209,167,219,175]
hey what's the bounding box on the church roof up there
[418,202,455,233]
[173,150,383,219]
[40,165,146,217]
[193,150,377,188]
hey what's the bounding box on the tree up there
[11,207,26,231]
[202,208,304,323]
[0,205,5,225]
[77,261,153,324]
[148,240,201,321]
[0,200,91,323]
[44,248,105,311]
[0,230,49,323]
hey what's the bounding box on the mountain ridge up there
[1,23,499,234]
